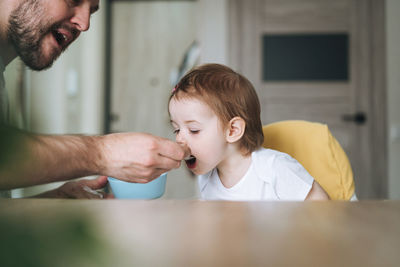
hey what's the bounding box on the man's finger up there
[128,168,167,183]
[81,176,108,190]
[157,138,190,161]
[179,143,191,159]
[82,185,104,199]
[153,152,183,172]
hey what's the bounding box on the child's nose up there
[176,133,186,144]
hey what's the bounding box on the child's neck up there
[217,149,252,188]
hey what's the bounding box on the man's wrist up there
[84,135,105,176]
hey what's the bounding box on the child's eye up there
[173,129,180,135]
[190,130,200,134]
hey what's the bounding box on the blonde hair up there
[169,63,264,154]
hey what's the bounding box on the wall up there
[387,0,400,199]
[197,0,228,64]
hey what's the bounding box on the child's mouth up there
[185,155,197,169]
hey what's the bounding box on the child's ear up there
[225,117,246,143]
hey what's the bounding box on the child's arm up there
[305,181,330,200]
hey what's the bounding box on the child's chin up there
[191,168,210,176]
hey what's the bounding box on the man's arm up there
[0,125,190,190]
[1,127,100,189]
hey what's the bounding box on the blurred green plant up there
[0,209,114,267]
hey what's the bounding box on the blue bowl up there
[108,173,167,199]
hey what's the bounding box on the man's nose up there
[70,5,91,32]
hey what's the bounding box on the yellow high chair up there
[262,120,356,200]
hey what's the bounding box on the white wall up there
[386,0,400,199]
[197,0,228,64]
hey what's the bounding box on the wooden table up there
[1,199,399,267]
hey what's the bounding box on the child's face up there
[169,96,229,175]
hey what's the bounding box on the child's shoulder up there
[252,147,294,163]
[252,148,314,191]
[252,147,305,180]
[251,148,284,179]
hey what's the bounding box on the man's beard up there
[7,0,61,71]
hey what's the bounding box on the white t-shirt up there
[198,148,314,201]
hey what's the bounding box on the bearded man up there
[0,0,189,198]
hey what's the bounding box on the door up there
[228,0,386,198]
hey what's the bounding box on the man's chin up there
[24,62,52,71]
[22,53,59,71]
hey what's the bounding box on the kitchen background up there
[4,0,400,199]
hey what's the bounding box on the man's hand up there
[0,127,190,190]
[34,176,113,199]
[98,132,190,183]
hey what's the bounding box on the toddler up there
[168,63,328,200]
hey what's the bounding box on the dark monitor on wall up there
[262,33,349,81]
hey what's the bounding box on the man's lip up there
[57,28,73,43]
[51,27,77,50]
[49,32,62,52]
